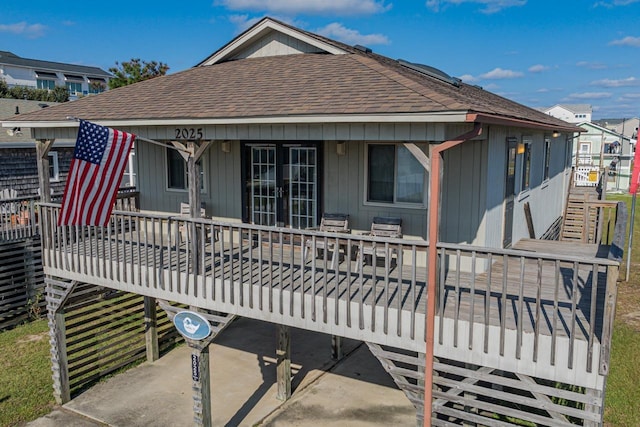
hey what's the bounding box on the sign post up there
[626,146,640,281]
[173,311,214,427]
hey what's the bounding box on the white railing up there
[574,166,600,187]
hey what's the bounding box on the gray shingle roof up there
[2,20,577,132]
[0,51,111,78]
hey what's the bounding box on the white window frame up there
[48,151,59,182]
[519,138,532,194]
[363,142,427,209]
[122,148,136,187]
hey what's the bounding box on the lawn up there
[0,319,54,426]
[604,193,640,426]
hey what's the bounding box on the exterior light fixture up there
[336,141,346,156]
[221,141,231,153]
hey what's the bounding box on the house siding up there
[0,146,73,196]
[230,31,324,60]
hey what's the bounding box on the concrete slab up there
[27,318,415,426]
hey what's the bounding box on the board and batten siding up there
[323,140,429,239]
[136,140,242,219]
[230,31,325,60]
[509,132,568,243]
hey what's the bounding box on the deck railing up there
[0,189,139,243]
[39,204,430,348]
[37,203,623,379]
[436,243,619,375]
[0,195,39,241]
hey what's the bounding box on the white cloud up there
[217,0,391,15]
[479,67,524,79]
[619,92,640,101]
[459,74,478,82]
[426,0,526,14]
[609,36,640,47]
[576,61,608,70]
[316,23,389,46]
[536,88,549,93]
[594,0,640,7]
[565,92,612,100]
[528,64,549,73]
[228,14,264,31]
[0,22,46,38]
[590,77,639,87]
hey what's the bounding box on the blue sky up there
[2,0,639,119]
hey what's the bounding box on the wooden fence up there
[0,237,43,330]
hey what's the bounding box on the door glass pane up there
[396,145,424,203]
[250,146,276,226]
[287,147,316,229]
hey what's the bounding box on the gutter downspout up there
[423,122,483,425]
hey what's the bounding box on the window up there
[366,143,425,205]
[166,148,204,191]
[520,141,531,191]
[66,81,83,95]
[37,79,56,90]
[121,149,136,187]
[543,138,551,181]
[48,152,59,182]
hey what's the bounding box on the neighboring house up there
[5,18,619,426]
[0,51,111,99]
[0,99,75,196]
[541,103,592,123]
[574,121,632,191]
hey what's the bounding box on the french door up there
[242,143,320,228]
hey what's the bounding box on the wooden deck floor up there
[47,230,611,345]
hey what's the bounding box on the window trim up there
[48,151,59,182]
[543,137,551,182]
[363,142,428,209]
[519,138,532,193]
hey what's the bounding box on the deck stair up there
[366,342,425,426]
[560,188,600,242]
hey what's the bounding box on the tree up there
[108,58,169,89]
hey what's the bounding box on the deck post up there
[583,387,602,427]
[276,324,292,401]
[417,352,425,427]
[50,308,70,403]
[35,139,54,203]
[46,278,78,404]
[331,334,343,360]
[144,296,159,362]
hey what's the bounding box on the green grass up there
[605,322,640,426]
[603,193,640,425]
[0,319,54,427]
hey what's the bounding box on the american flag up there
[58,120,136,226]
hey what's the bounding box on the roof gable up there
[197,17,347,66]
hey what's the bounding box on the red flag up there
[630,144,640,194]
[58,120,136,226]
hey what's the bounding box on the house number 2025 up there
[175,128,204,140]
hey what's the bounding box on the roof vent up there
[353,44,372,53]
[397,59,461,87]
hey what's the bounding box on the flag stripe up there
[58,121,136,227]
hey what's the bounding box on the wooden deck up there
[38,205,620,389]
